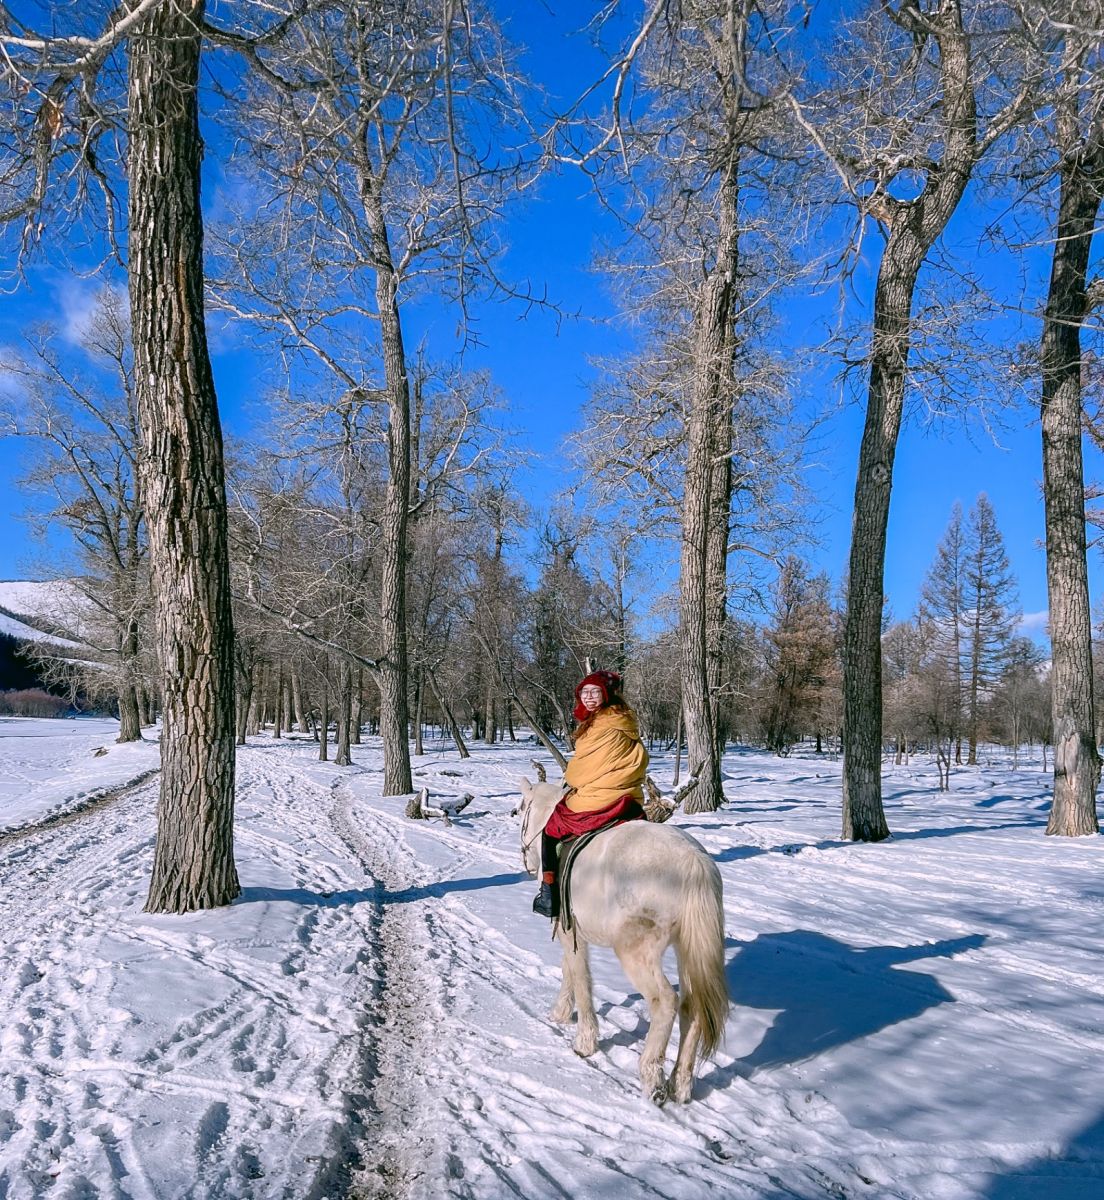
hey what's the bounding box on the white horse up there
[517,778,729,1105]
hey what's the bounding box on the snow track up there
[0,740,386,1200]
[3,726,1104,1198]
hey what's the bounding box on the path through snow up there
[1,724,1102,1199]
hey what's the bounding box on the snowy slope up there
[0,726,1101,1199]
[0,578,88,647]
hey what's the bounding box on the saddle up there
[556,821,629,934]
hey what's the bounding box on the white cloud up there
[1018,610,1049,635]
[57,278,128,346]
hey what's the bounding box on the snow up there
[0,717,160,831]
[0,579,87,647]
[1,724,1102,1199]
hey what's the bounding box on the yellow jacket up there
[563,706,649,813]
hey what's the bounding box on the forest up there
[1,0,1102,917]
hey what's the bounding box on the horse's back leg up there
[556,930,598,1057]
[615,930,678,1105]
[671,995,700,1104]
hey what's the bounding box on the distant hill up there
[0,580,91,700]
[0,580,87,649]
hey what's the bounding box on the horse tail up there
[674,849,729,1059]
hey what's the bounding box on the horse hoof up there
[650,1082,669,1107]
[573,1036,598,1058]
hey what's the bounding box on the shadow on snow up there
[697,930,987,1094]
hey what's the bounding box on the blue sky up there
[0,0,1095,641]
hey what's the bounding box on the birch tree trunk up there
[130,0,239,912]
[1042,94,1103,836]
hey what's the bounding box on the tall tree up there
[563,0,808,813]
[129,0,240,910]
[1033,8,1104,835]
[919,503,966,762]
[208,0,529,795]
[0,0,241,910]
[797,0,1030,839]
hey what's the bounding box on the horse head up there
[516,776,561,877]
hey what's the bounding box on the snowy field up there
[0,723,1102,1199]
[0,717,160,831]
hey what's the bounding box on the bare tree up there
[207,0,531,795]
[0,288,150,741]
[1029,4,1104,835]
[129,0,239,910]
[562,0,811,813]
[1,1,242,911]
[796,0,1032,839]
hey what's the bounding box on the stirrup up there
[532,883,556,919]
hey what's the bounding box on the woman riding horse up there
[532,670,649,919]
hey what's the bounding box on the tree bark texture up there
[130,0,240,912]
[842,230,923,841]
[335,660,352,766]
[361,178,413,796]
[680,161,738,815]
[841,3,975,841]
[1042,107,1102,837]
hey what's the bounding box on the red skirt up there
[545,793,645,839]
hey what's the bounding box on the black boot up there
[532,881,556,919]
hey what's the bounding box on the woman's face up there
[579,684,604,713]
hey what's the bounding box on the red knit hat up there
[573,670,623,721]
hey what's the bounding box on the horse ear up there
[519,777,532,797]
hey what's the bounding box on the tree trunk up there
[130,0,240,913]
[292,670,310,735]
[1043,108,1102,836]
[319,687,330,762]
[361,178,412,796]
[967,603,981,764]
[414,670,425,756]
[672,701,683,788]
[680,160,738,816]
[351,667,363,744]
[841,3,975,841]
[116,619,143,742]
[335,660,352,766]
[118,685,142,743]
[426,668,471,759]
[841,232,922,841]
[272,661,283,739]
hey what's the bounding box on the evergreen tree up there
[962,495,1020,764]
[761,558,837,755]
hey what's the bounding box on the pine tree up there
[962,495,1020,764]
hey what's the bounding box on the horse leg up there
[615,932,678,1106]
[671,995,700,1104]
[557,930,598,1056]
[549,944,574,1024]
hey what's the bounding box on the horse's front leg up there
[549,950,574,1024]
[556,930,598,1057]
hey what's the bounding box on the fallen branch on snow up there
[404,787,475,826]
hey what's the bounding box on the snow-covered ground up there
[1,723,1101,1199]
[0,717,160,831]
